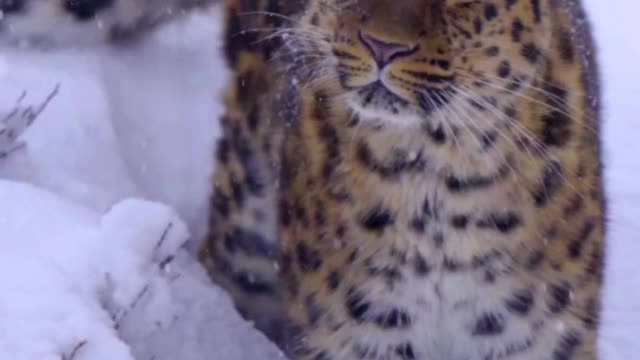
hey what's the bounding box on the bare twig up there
[153,222,174,254]
[153,222,179,271]
[114,284,150,330]
[61,340,87,360]
[1,84,60,126]
[0,84,60,159]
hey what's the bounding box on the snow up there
[582,2,640,358]
[0,7,285,360]
[0,1,637,359]
[0,182,182,360]
[0,182,284,360]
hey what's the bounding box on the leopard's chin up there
[346,82,425,126]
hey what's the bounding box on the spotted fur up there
[201,0,605,358]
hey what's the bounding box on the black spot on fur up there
[472,312,505,336]
[548,281,572,313]
[497,60,511,78]
[532,161,564,207]
[474,17,483,34]
[525,250,545,270]
[553,331,582,360]
[586,245,604,278]
[426,124,447,144]
[310,12,320,26]
[223,227,276,259]
[229,123,255,171]
[557,27,576,63]
[563,194,584,217]
[530,0,541,23]
[409,217,426,233]
[318,122,340,160]
[216,138,230,165]
[446,161,510,193]
[296,243,323,272]
[294,200,310,228]
[360,205,395,231]
[245,169,265,196]
[477,212,522,233]
[582,297,600,330]
[481,130,499,149]
[521,42,541,64]
[365,262,403,286]
[485,46,500,57]
[450,214,470,229]
[374,309,411,329]
[414,253,432,275]
[403,71,455,84]
[505,289,535,315]
[346,287,370,322]
[484,4,498,21]
[422,197,433,217]
[229,175,245,207]
[395,343,416,360]
[444,257,464,272]
[511,18,525,42]
[541,83,572,147]
[211,188,231,218]
[305,293,325,326]
[64,0,114,21]
[567,219,596,259]
[327,271,341,290]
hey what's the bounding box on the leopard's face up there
[289,0,553,127]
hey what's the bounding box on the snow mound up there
[0,181,284,360]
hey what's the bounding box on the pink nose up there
[358,31,417,68]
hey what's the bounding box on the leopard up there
[0,0,605,358]
[198,0,606,359]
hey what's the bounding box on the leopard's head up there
[286,0,553,128]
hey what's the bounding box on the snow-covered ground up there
[0,7,285,360]
[0,2,637,359]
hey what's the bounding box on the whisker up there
[238,11,330,34]
[455,85,596,219]
[456,71,599,136]
[446,88,515,178]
